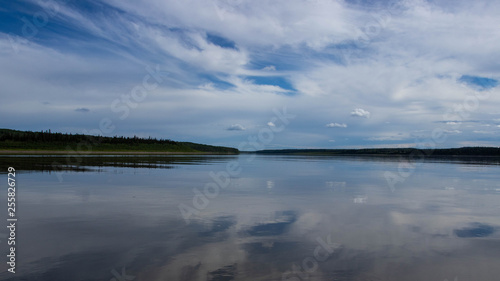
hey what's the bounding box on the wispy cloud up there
[473,130,495,134]
[326,123,347,128]
[226,124,245,131]
[262,65,276,71]
[367,136,406,141]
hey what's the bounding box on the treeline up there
[256,147,500,156]
[0,129,238,154]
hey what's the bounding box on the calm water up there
[1,154,500,281]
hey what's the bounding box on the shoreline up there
[0,150,238,155]
[1,150,499,158]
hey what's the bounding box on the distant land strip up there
[0,128,238,154]
[0,150,228,155]
[255,147,500,157]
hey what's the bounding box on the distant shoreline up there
[254,147,500,157]
[0,129,239,154]
[0,150,237,155]
[2,147,500,157]
[257,152,500,157]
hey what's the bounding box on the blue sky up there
[1,0,499,149]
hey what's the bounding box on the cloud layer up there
[0,0,499,148]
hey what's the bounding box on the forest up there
[0,129,239,154]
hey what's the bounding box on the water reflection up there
[0,155,239,173]
[1,155,500,280]
[243,211,297,237]
[454,223,495,238]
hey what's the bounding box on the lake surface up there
[1,154,500,281]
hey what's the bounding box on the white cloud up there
[444,130,462,134]
[473,130,495,134]
[226,124,246,131]
[350,108,370,118]
[326,123,347,128]
[262,65,276,71]
[367,136,405,141]
[267,122,276,127]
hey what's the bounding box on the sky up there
[0,0,499,150]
